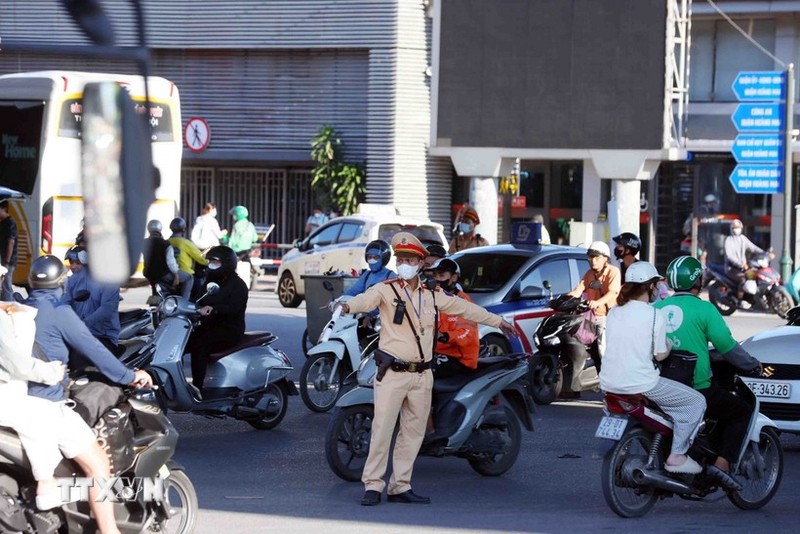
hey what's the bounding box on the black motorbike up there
[705,253,793,318]
[0,386,198,533]
[527,295,599,404]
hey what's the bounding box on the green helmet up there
[666,255,704,291]
[230,205,249,221]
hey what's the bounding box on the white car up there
[275,213,448,307]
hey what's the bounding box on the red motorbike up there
[705,252,793,318]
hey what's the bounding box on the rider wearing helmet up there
[186,245,248,391]
[343,240,396,298]
[168,217,208,300]
[602,261,706,475]
[612,232,642,280]
[227,205,258,258]
[723,219,767,302]
[143,219,182,295]
[565,241,621,393]
[654,256,762,489]
[62,245,123,355]
[430,257,479,378]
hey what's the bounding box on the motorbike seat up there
[207,332,276,362]
[119,309,149,324]
[433,356,520,393]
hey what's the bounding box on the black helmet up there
[426,243,447,259]
[364,240,391,268]
[28,255,68,289]
[205,245,238,279]
[169,217,187,234]
[612,232,641,255]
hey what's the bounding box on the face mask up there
[367,258,382,272]
[459,222,473,234]
[732,228,742,236]
[208,261,222,271]
[397,264,419,281]
[614,247,625,260]
[210,210,217,218]
[437,279,452,291]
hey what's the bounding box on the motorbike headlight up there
[542,337,561,346]
[161,296,179,317]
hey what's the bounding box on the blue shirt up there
[62,268,122,344]
[25,289,134,402]
[344,267,395,316]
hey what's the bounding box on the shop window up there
[690,18,776,102]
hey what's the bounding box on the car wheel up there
[278,271,303,308]
[481,334,510,356]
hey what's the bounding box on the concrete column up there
[608,179,641,239]
[469,177,499,245]
[582,160,603,224]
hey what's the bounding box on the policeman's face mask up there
[459,222,474,234]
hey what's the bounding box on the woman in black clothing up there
[187,245,248,390]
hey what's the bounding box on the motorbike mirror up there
[73,289,91,302]
[81,82,157,285]
[519,285,545,299]
[205,282,220,295]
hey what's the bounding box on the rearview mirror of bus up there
[81,81,155,284]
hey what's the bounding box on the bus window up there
[59,97,174,142]
[0,101,45,195]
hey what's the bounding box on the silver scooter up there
[325,351,535,480]
[130,283,297,429]
[299,295,379,412]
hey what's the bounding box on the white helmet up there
[625,261,661,284]
[587,241,611,258]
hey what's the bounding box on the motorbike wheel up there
[707,281,736,316]
[481,334,510,356]
[467,406,522,476]
[528,354,562,405]
[325,405,374,482]
[247,382,289,430]
[601,427,659,518]
[728,427,783,510]
[150,468,198,534]
[277,272,303,308]
[301,328,313,356]
[768,287,794,319]
[300,352,346,413]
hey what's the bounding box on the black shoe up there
[387,489,431,504]
[706,465,743,492]
[361,490,381,506]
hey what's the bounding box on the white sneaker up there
[740,300,752,310]
[664,456,703,474]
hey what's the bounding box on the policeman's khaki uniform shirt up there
[448,234,489,254]
[346,278,503,362]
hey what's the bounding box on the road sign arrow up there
[732,71,786,101]
[729,164,783,194]
[732,134,784,163]
[731,103,784,132]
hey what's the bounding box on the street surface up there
[120,277,798,533]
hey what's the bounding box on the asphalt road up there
[120,278,798,533]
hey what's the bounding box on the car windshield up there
[458,253,528,293]
[378,224,443,246]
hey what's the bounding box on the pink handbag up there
[573,309,597,345]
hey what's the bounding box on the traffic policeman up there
[448,207,488,253]
[335,232,516,506]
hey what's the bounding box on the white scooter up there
[299,294,379,412]
[130,283,298,429]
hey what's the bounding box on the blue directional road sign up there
[731,103,784,132]
[729,164,783,194]
[731,134,784,163]
[731,71,786,101]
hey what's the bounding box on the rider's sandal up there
[664,456,703,474]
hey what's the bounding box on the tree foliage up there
[310,125,366,216]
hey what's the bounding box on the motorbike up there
[597,364,783,518]
[299,295,379,412]
[705,252,793,318]
[123,283,297,430]
[0,386,198,533]
[527,295,599,404]
[325,352,535,481]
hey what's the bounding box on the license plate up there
[595,416,628,440]
[743,380,792,399]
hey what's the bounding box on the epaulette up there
[383,278,402,285]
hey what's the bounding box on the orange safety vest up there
[435,290,480,369]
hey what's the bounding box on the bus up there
[0,71,182,285]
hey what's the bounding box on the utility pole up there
[781,63,795,283]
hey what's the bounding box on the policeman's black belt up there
[373,349,432,381]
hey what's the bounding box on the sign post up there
[781,64,795,282]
